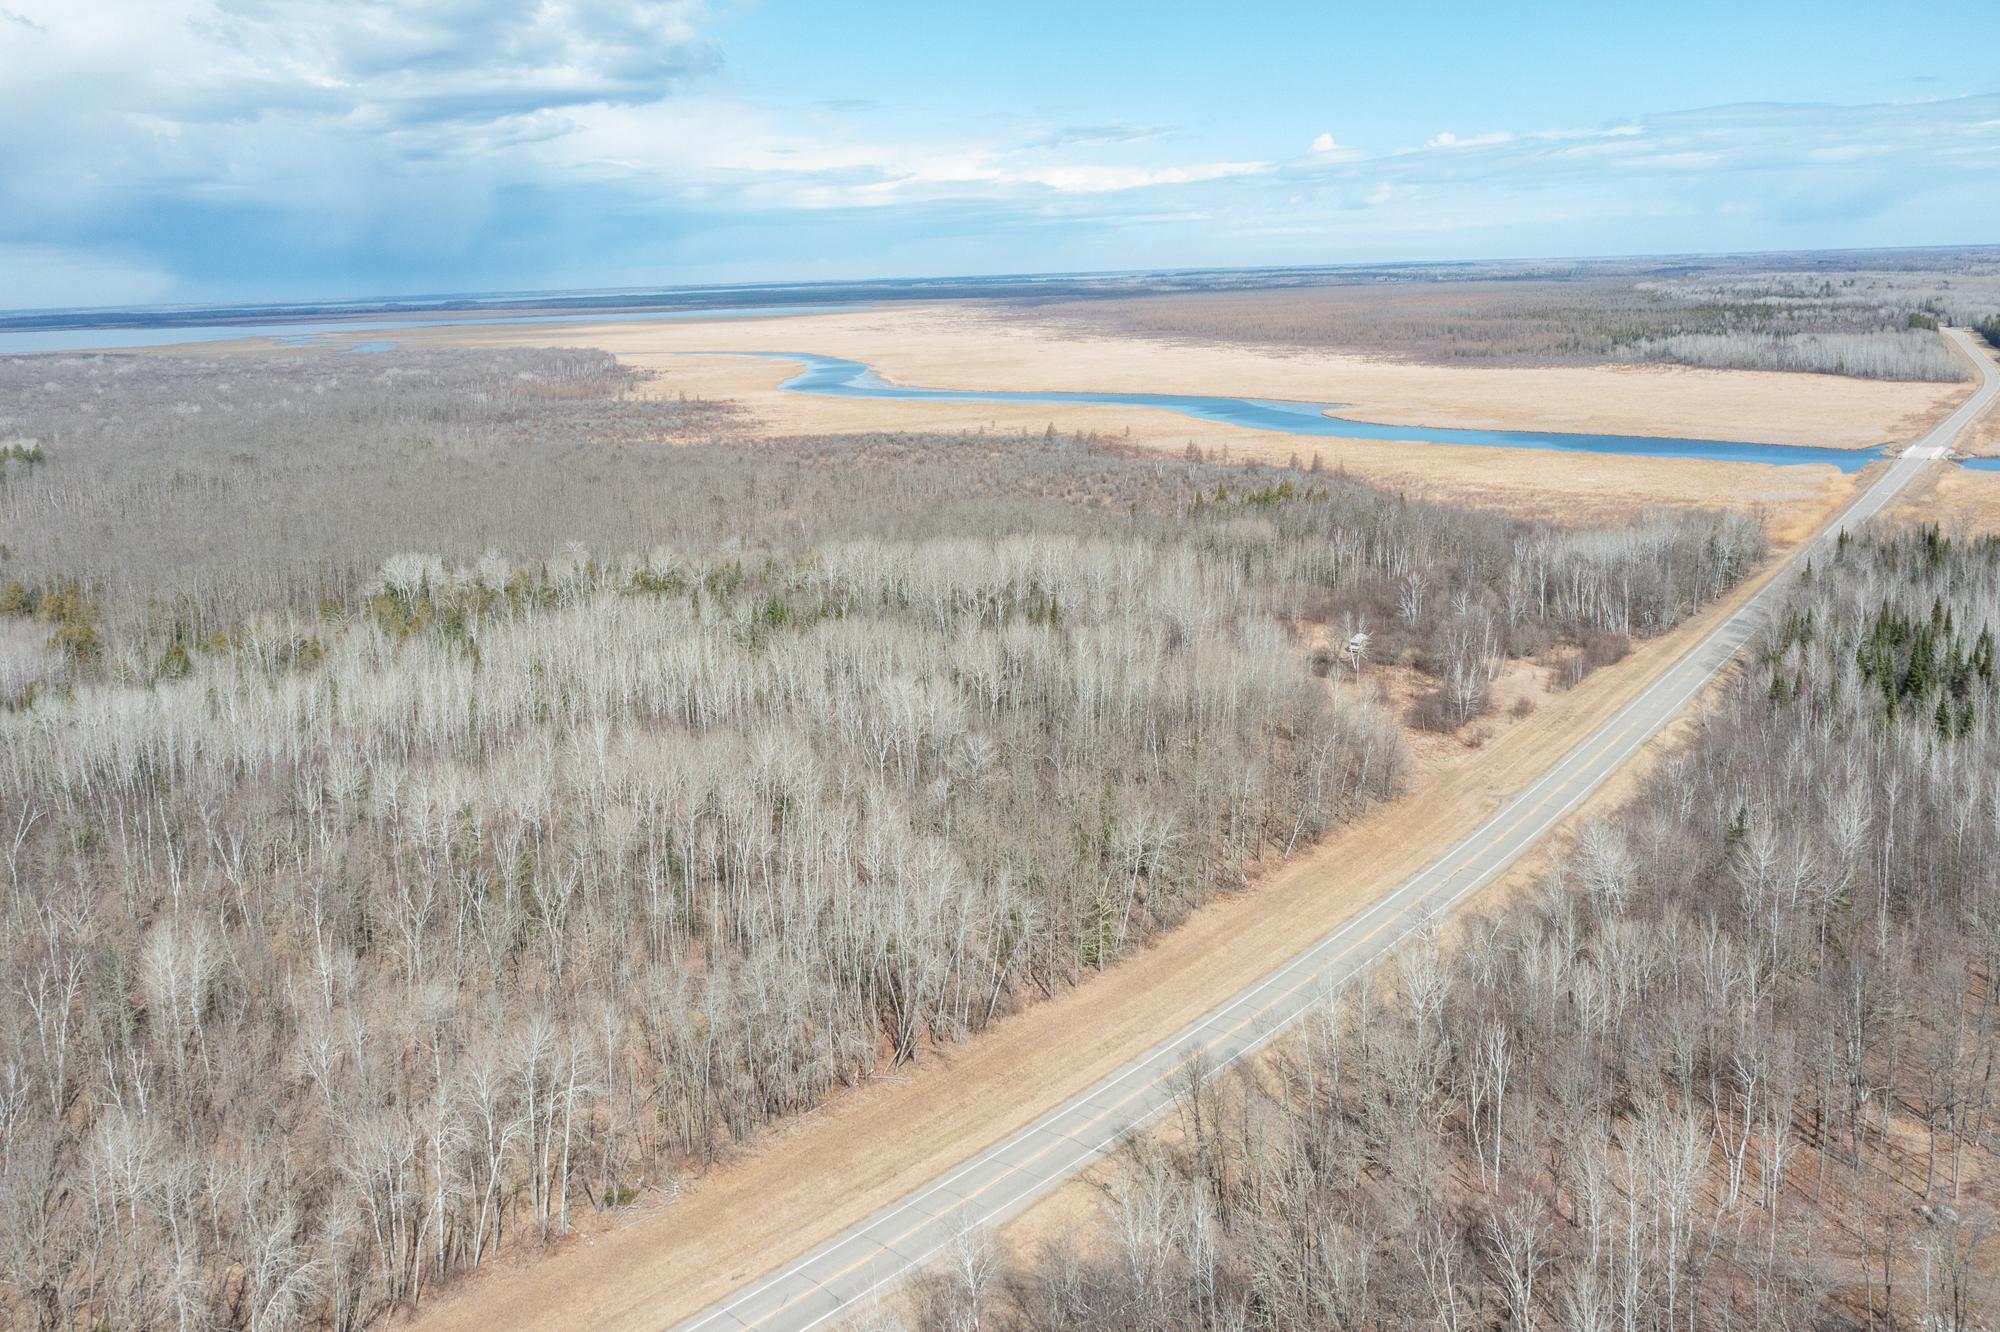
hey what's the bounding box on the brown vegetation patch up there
[1887,466,2000,537]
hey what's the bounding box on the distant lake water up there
[743,351,1890,472]
[0,304,853,356]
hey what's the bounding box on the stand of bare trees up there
[965,525,2000,1332]
[0,349,1763,1329]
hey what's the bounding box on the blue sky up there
[1,0,1997,308]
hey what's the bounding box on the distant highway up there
[675,328,1999,1332]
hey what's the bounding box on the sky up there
[2,0,1998,309]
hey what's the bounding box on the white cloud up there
[1027,123,1173,149]
[1018,161,1272,195]
[190,0,714,120]
[0,0,1283,245]
[0,0,1995,304]
[529,96,1272,210]
[1424,130,1515,150]
[0,0,716,229]
[1220,98,2000,256]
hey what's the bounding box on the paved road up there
[676,328,1999,1332]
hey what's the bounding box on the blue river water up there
[744,351,1889,472]
[0,304,853,356]
[1962,457,2000,472]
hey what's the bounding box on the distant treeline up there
[14,247,1996,334]
[1029,264,2000,382]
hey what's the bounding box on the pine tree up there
[1903,627,1936,699]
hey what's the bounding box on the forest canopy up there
[0,349,1765,1330]
[952,527,2000,1332]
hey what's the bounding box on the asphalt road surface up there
[675,327,1999,1332]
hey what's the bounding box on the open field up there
[1888,465,2000,535]
[1885,332,2000,531]
[1963,334,2000,455]
[394,303,1972,448]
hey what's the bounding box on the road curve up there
[676,328,2000,1332]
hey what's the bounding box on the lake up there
[0,305,854,356]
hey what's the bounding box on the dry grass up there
[382,303,1967,452]
[1882,335,2000,531]
[1887,466,2000,536]
[1959,337,2000,456]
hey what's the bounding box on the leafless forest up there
[0,349,1764,1329]
[1023,253,2000,381]
[935,527,2000,1332]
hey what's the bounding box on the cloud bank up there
[1,0,1996,304]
